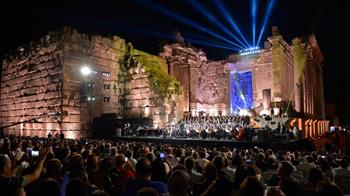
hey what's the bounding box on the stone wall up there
[0,30,64,137]
[60,27,126,138]
[1,27,182,138]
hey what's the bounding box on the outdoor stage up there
[114,135,315,151]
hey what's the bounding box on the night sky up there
[1,0,349,123]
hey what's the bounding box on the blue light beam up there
[257,0,276,46]
[141,0,245,49]
[251,0,257,46]
[212,0,251,48]
[131,28,239,51]
[188,0,249,48]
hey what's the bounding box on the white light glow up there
[239,109,249,116]
[239,46,261,56]
[260,109,269,116]
[81,66,92,76]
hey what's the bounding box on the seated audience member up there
[333,159,350,194]
[123,158,168,196]
[65,178,88,196]
[167,169,192,196]
[35,178,61,196]
[277,161,302,196]
[238,176,264,196]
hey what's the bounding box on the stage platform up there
[114,136,315,151]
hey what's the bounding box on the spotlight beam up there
[257,0,276,46]
[140,0,245,49]
[251,0,257,46]
[212,0,251,48]
[129,27,239,51]
[188,0,249,48]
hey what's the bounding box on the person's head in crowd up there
[340,159,349,169]
[136,158,152,179]
[185,157,195,171]
[136,187,160,196]
[320,160,332,172]
[152,157,169,182]
[184,150,192,158]
[239,176,264,196]
[35,178,61,196]
[99,157,112,173]
[213,155,226,171]
[307,167,324,185]
[306,156,314,163]
[192,151,199,159]
[115,154,126,168]
[65,177,88,196]
[69,153,86,180]
[264,186,286,196]
[45,158,62,181]
[110,147,117,156]
[204,163,217,182]
[232,154,243,167]
[167,170,192,196]
[143,146,150,156]
[145,152,155,162]
[0,154,11,175]
[278,161,294,178]
[81,150,90,161]
[199,150,207,159]
[87,154,100,172]
[125,149,133,158]
[174,148,182,158]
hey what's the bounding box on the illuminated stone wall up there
[61,27,126,138]
[0,30,64,137]
[0,27,182,138]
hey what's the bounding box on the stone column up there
[294,83,303,112]
[262,89,271,110]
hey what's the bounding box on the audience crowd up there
[0,133,349,196]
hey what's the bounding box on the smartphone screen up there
[31,150,39,157]
[160,152,165,160]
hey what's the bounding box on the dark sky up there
[1,0,349,109]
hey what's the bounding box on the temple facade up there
[161,27,326,120]
[0,27,326,138]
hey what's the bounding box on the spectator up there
[123,158,168,196]
[167,170,192,196]
[333,159,350,194]
[185,157,204,184]
[36,178,61,196]
[0,148,48,196]
[65,178,88,196]
[238,176,264,196]
[277,161,302,196]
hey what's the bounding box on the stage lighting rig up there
[239,47,261,56]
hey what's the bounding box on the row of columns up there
[291,118,329,138]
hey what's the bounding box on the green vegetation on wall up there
[131,48,182,97]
